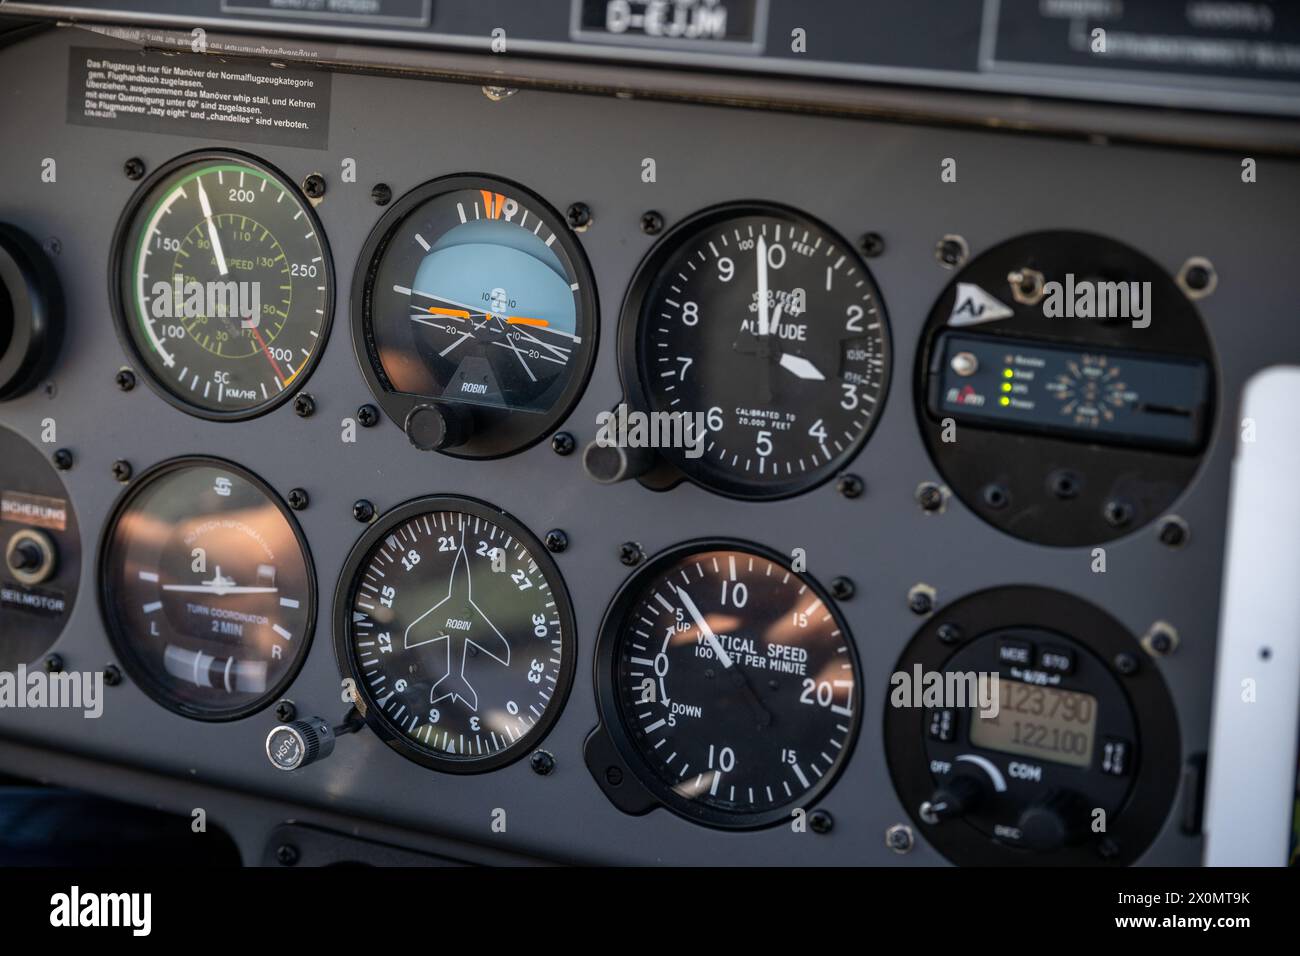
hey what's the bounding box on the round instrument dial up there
[596,541,862,828]
[100,458,315,720]
[354,175,597,458]
[621,203,890,499]
[112,151,333,419]
[335,497,576,772]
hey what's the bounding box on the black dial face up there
[112,151,333,419]
[623,204,890,499]
[600,542,862,828]
[355,175,598,458]
[335,497,576,772]
[100,458,315,720]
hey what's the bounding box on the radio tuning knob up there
[582,438,656,484]
[920,773,986,824]
[1016,789,1089,851]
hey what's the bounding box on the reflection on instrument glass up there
[354,175,597,457]
[335,496,576,772]
[100,458,315,719]
[969,680,1098,769]
[597,541,861,828]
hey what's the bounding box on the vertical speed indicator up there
[592,541,862,829]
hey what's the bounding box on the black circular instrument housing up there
[352,174,598,459]
[334,495,577,773]
[109,149,335,421]
[618,202,891,500]
[883,586,1181,866]
[99,456,317,721]
[0,224,63,401]
[0,424,79,669]
[916,231,1215,547]
[591,539,863,829]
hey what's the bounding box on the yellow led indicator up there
[1003,368,1014,379]
[1001,383,1012,393]
[1000,397,1011,407]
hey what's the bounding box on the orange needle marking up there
[505,316,549,327]
[249,325,286,384]
[427,306,471,319]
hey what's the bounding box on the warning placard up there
[67,47,331,149]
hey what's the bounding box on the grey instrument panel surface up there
[2,27,1299,865]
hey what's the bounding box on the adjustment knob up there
[404,402,473,451]
[1016,789,1089,851]
[582,439,656,484]
[921,773,986,824]
[5,528,57,585]
[265,718,336,771]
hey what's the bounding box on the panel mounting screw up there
[44,653,64,673]
[356,404,379,428]
[551,431,575,456]
[111,460,133,483]
[1049,470,1080,500]
[275,844,300,866]
[1102,498,1132,528]
[619,542,644,567]
[530,750,556,776]
[936,622,963,645]
[123,157,146,181]
[858,232,885,258]
[809,809,834,834]
[829,577,854,601]
[885,823,914,853]
[908,584,936,616]
[640,210,664,235]
[982,483,1009,510]
[103,664,122,686]
[287,488,309,511]
[52,448,73,471]
[604,765,623,786]
[302,173,326,199]
[935,234,968,269]
[836,474,863,499]
[115,368,136,392]
[274,699,297,722]
[1157,516,1188,548]
[566,202,592,231]
[1141,621,1179,658]
[293,393,315,418]
[1113,652,1139,675]
[1178,257,1217,299]
[916,482,944,512]
[544,529,568,553]
[352,499,375,523]
[370,183,392,206]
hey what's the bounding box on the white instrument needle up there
[197,180,229,276]
[756,234,770,336]
[674,585,733,668]
[779,353,826,380]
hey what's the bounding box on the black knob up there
[923,773,986,823]
[582,439,656,484]
[404,402,473,451]
[7,540,42,572]
[265,718,336,771]
[1017,789,1088,851]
